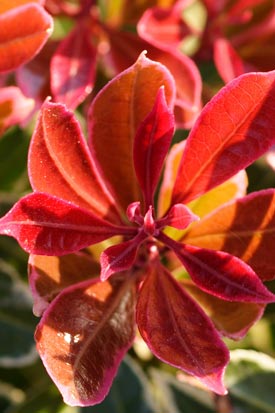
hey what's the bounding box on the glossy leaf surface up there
[28,252,100,316]
[51,24,96,109]
[133,87,174,207]
[183,189,275,280]
[35,276,136,406]
[136,262,229,394]
[106,30,202,128]
[88,52,176,211]
[0,192,126,255]
[0,2,53,73]
[28,101,121,223]
[172,71,275,205]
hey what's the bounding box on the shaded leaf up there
[88,51,176,211]
[28,252,100,316]
[133,87,174,207]
[100,231,145,281]
[0,258,37,367]
[51,24,96,109]
[82,355,156,413]
[164,237,275,303]
[0,192,130,255]
[0,3,53,73]
[150,368,216,413]
[35,276,136,406]
[172,70,275,205]
[180,279,264,339]
[226,350,275,413]
[28,101,121,223]
[214,38,246,83]
[182,189,275,280]
[136,261,229,394]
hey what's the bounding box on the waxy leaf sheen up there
[35,276,136,406]
[0,192,133,255]
[88,52,176,211]
[133,87,174,208]
[183,189,275,280]
[28,101,121,224]
[172,70,275,205]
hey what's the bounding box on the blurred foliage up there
[1,0,275,412]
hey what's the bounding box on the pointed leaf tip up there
[136,262,230,393]
[133,86,174,207]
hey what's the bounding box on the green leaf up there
[226,349,275,413]
[81,355,156,413]
[0,127,29,192]
[150,368,216,413]
[0,259,37,367]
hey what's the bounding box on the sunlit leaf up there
[0,192,130,255]
[88,51,176,211]
[0,2,53,73]
[28,252,100,316]
[133,87,174,207]
[182,189,275,280]
[28,101,121,223]
[172,70,275,205]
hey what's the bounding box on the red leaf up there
[88,52,176,211]
[28,252,100,316]
[136,261,229,394]
[105,30,202,129]
[163,237,275,303]
[28,100,121,224]
[157,203,199,230]
[214,38,246,83]
[137,0,191,50]
[172,70,275,205]
[181,279,265,340]
[182,189,275,281]
[0,86,34,135]
[35,276,136,406]
[16,40,58,105]
[133,87,174,208]
[0,192,131,255]
[51,24,96,109]
[0,3,53,73]
[100,231,146,281]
